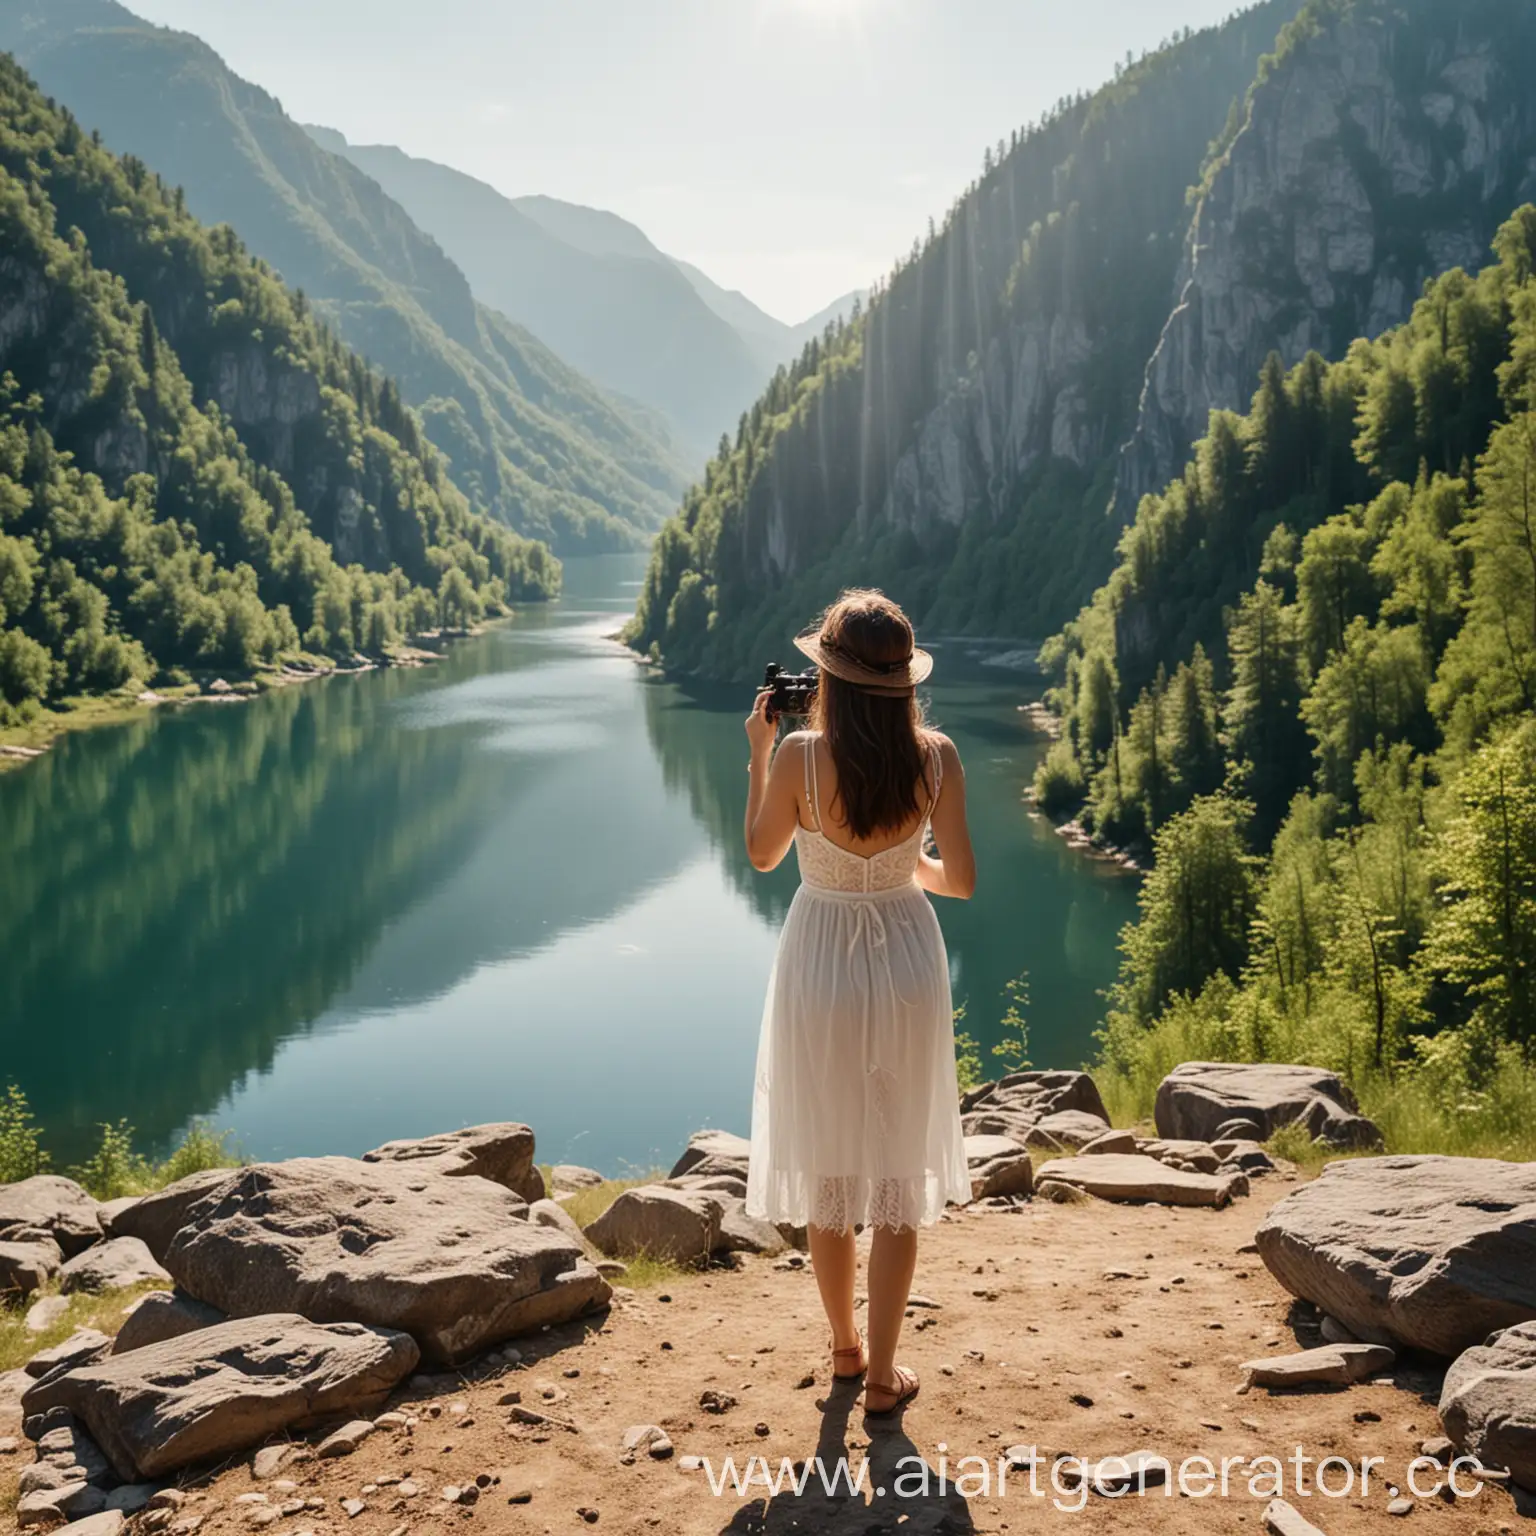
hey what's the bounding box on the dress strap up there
[804,736,823,832]
[927,739,943,811]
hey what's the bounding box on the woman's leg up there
[864,1224,918,1401]
[808,1223,861,1362]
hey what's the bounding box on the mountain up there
[0,53,553,725]
[0,0,687,551]
[302,135,832,459]
[627,0,1536,683]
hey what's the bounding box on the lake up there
[0,556,1140,1175]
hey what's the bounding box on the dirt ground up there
[4,1183,1530,1536]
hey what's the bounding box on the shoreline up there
[0,626,502,775]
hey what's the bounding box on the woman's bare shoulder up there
[921,729,961,762]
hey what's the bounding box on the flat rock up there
[17,1481,106,1526]
[1241,1343,1395,1388]
[1136,1138,1222,1174]
[549,1165,605,1193]
[316,1419,375,1458]
[1264,1497,1327,1536]
[25,1330,113,1379]
[102,1485,155,1514]
[668,1130,750,1181]
[112,1289,227,1354]
[0,1178,103,1257]
[963,1135,1033,1200]
[20,1314,419,1482]
[1,1237,63,1296]
[1025,1110,1112,1152]
[60,1237,171,1295]
[714,1198,787,1256]
[362,1123,544,1204]
[56,1513,125,1536]
[1440,1319,1536,1490]
[586,1186,722,1266]
[110,1171,237,1263]
[1255,1155,1536,1356]
[161,1158,610,1366]
[1034,1153,1247,1209]
[1155,1062,1382,1149]
[960,1071,1109,1144]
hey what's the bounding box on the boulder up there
[25,1330,112,1380]
[1440,1320,1536,1490]
[960,1071,1109,1144]
[34,1420,111,1485]
[668,1131,751,1181]
[1254,1156,1536,1356]
[528,1199,588,1246]
[362,1123,545,1204]
[1080,1129,1138,1156]
[17,1480,106,1525]
[666,1173,749,1199]
[0,1178,103,1257]
[1024,1110,1112,1152]
[713,1198,787,1256]
[109,1170,236,1263]
[550,1165,605,1193]
[1,1237,63,1296]
[1034,1153,1247,1209]
[26,1295,71,1333]
[111,1290,227,1355]
[964,1135,1034,1201]
[21,1315,418,1482]
[585,1186,722,1266]
[95,1199,140,1234]
[1154,1063,1382,1149]
[160,1158,609,1366]
[1241,1343,1395,1388]
[0,1368,30,1414]
[60,1238,170,1295]
[1136,1138,1222,1175]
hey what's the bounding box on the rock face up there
[1114,3,1536,515]
[160,1158,610,1366]
[24,1328,112,1379]
[1035,1153,1247,1209]
[668,1130,751,1181]
[960,1072,1109,1145]
[1255,1155,1536,1356]
[713,1198,787,1257]
[109,1169,238,1263]
[21,1315,419,1482]
[1440,1320,1536,1490]
[1154,1062,1382,1149]
[362,1122,545,1204]
[0,1238,62,1296]
[112,1290,227,1355]
[59,1238,171,1295]
[964,1136,1034,1201]
[0,1177,103,1256]
[585,1187,723,1266]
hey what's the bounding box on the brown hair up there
[808,589,934,839]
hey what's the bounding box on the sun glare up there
[775,0,877,25]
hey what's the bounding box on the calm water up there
[1,556,1139,1173]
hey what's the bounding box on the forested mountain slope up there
[630,0,1536,681]
[0,57,552,723]
[1114,0,1536,516]
[626,0,1303,677]
[304,132,768,460]
[0,0,686,550]
[1052,211,1536,1151]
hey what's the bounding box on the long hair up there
[807,590,932,839]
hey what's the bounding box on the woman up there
[742,589,975,1418]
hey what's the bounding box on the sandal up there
[831,1333,866,1381]
[863,1364,920,1418]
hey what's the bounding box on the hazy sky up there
[130,0,1259,324]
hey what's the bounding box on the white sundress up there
[745,734,969,1232]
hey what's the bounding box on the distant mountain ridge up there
[304,129,861,456]
[0,0,687,552]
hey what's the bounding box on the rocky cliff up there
[1114,0,1536,518]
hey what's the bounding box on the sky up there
[129,0,1260,325]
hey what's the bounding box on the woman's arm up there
[916,735,976,899]
[743,692,804,872]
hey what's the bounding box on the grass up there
[0,1279,169,1375]
[548,1171,703,1290]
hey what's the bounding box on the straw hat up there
[793,625,934,698]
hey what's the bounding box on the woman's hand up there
[745,688,777,756]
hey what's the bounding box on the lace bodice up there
[792,735,940,894]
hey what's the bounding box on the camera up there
[763,662,818,720]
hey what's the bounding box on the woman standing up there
[742,589,975,1417]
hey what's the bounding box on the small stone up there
[1419,1436,1454,1463]
[146,1492,186,1512]
[577,1508,599,1524]
[373,1412,408,1430]
[251,1446,291,1480]
[622,1426,673,1459]
[505,1487,533,1504]
[754,1422,769,1437]
[338,1499,366,1519]
[678,1456,704,1471]
[1388,1497,1414,1516]
[1069,1392,1094,1408]
[0,1434,18,1454]
[234,1494,270,1506]
[24,1297,70,1335]
[795,1374,814,1389]
[699,1389,736,1413]
[317,1420,376,1459]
